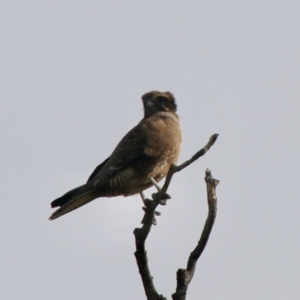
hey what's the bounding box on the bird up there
[49,91,182,220]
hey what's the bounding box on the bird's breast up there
[143,113,181,161]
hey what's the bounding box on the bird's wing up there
[87,123,146,184]
[87,156,110,183]
[107,124,145,168]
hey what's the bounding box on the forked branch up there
[133,134,219,300]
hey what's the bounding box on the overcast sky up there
[1,1,300,299]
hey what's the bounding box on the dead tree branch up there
[172,169,219,300]
[133,134,219,300]
[133,200,165,300]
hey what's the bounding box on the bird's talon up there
[152,192,171,204]
[162,193,171,200]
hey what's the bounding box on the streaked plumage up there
[49,91,181,220]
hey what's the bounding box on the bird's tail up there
[49,186,96,220]
[51,185,87,208]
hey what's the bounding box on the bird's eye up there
[156,96,165,103]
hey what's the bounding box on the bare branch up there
[133,134,218,299]
[133,200,166,300]
[172,169,219,300]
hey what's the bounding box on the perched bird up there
[49,91,182,220]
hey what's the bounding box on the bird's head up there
[142,91,177,117]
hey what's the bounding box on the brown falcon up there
[49,91,182,220]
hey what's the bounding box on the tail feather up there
[49,189,96,220]
[51,185,86,208]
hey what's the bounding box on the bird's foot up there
[152,192,171,205]
[149,177,171,205]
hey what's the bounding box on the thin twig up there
[172,169,219,300]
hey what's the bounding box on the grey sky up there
[1,1,300,299]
